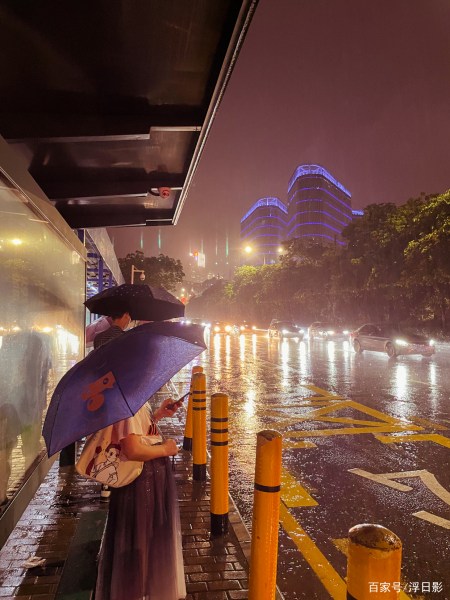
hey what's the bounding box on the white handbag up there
[76,425,162,487]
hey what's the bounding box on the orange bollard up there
[210,393,229,535]
[192,372,207,481]
[347,524,402,599]
[183,366,203,451]
[248,430,282,600]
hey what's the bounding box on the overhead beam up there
[1,106,204,140]
[40,174,185,201]
[56,205,174,229]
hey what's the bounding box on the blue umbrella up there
[43,321,206,457]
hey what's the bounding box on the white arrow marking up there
[348,468,450,506]
[413,511,450,529]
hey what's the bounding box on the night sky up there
[110,0,450,275]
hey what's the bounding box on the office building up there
[240,197,287,265]
[286,164,352,246]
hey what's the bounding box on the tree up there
[403,190,450,330]
[119,251,184,291]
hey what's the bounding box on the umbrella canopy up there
[43,321,206,456]
[84,284,185,321]
[86,316,113,344]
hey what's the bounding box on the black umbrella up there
[84,284,185,321]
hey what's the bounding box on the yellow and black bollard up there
[248,429,282,600]
[210,393,229,535]
[347,523,402,600]
[192,371,207,481]
[183,365,203,451]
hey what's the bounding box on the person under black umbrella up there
[93,309,132,350]
[91,307,132,500]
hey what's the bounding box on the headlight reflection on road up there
[244,389,256,417]
[213,334,222,379]
[298,341,308,379]
[281,340,290,388]
[225,335,231,367]
[239,334,246,362]
[327,341,337,387]
[391,363,409,409]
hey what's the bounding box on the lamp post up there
[131,265,145,284]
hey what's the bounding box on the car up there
[268,319,304,339]
[350,323,436,358]
[237,321,258,334]
[308,321,350,341]
[211,321,238,335]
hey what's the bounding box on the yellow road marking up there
[375,433,450,449]
[407,416,448,431]
[281,468,318,507]
[286,424,422,438]
[279,503,347,599]
[331,537,348,556]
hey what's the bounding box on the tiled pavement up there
[0,414,262,600]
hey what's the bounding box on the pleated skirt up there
[95,457,186,600]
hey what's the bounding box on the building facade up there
[240,197,287,265]
[286,164,352,246]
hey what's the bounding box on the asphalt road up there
[192,331,450,600]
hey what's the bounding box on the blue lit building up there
[240,197,287,265]
[286,164,352,246]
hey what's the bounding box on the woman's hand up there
[122,434,179,461]
[154,397,179,421]
[162,438,179,457]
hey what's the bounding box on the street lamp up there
[131,265,145,284]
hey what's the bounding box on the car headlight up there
[252,325,257,330]
[327,330,335,335]
[214,326,220,332]
[225,325,232,332]
[282,329,288,334]
[240,325,245,331]
[343,330,349,335]
[395,339,409,346]
[429,339,435,346]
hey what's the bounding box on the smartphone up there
[166,391,190,410]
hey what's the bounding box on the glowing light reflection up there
[392,364,408,400]
[239,334,246,362]
[280,340,290,387]
[245,389,256,417]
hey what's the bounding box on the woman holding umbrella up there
[95,399,186,600]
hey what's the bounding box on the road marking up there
[279,503,347,599]
[375,433,450,449]
[413,511,450,529]
[286,424,422,438]
[348,469,450,505]
[409,416,448,430]
[282,440,317,449]
[331,537,348,556]
[281,468,318,507]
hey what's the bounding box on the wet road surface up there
[194,331,450,600]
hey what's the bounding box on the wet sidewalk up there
[0,413,253,600]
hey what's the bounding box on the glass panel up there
[0,174,85,509]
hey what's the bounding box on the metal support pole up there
[192,372,207,481]
[347,523,402,600]
[249,430,282,600]
[183,366,203,451]
[210,392,229,535]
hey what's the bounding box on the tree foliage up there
[119,251,184,291]
[185,190,450,334]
